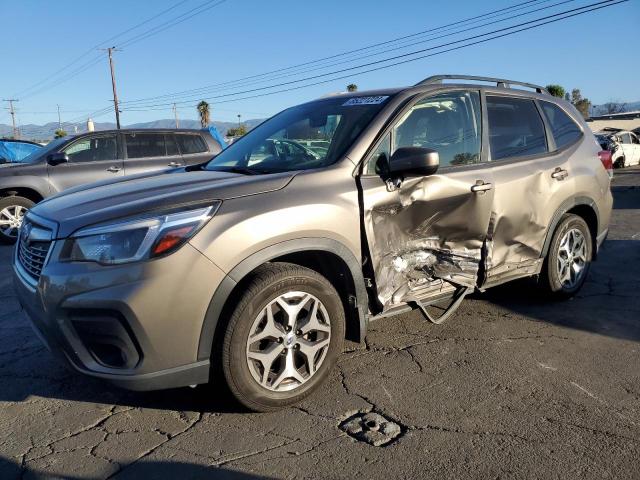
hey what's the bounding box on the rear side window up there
[176,134,207,154]
[540,101,582,149]
[125,133,167,158]
[487,96,547,161]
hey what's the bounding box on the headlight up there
[60,203,219,265]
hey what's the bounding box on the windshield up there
[205,95,391,174]
[15,138,67,164]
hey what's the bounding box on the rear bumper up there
[13,242,225,391]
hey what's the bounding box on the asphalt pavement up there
[1,167,639,479]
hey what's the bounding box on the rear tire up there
[0,196,34,245]
[539,214,592,299]
[220,262,345,412]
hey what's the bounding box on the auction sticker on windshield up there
[343,96,388,106]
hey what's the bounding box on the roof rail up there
[415,75,549,95]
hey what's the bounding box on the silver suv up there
[13,75,613,411]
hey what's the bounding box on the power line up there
[12,0,193,99]
[117,0,228,49]
[121,0,562,106]
[166,0,628,109]
[12,0,228,103]
[120,0,624,110]
[125,0,579,106]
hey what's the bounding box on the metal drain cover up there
[340,412,402,446]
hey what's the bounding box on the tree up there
[600,101,627,115]
[197,101,210,128]
[570,88,591,118]
[545,84,565,98]
[346,84,358,92]
[226,125,247,137]
[54,129,67,138]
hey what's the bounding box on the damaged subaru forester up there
[14,75,613,411]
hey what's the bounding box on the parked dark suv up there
[14,75,613,411]
[0,129,221,243]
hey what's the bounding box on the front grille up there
[17,220,52,281]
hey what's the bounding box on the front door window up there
[63,135,117,162]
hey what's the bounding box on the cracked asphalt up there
[1,167,639,479]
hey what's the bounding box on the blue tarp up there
[0,140,42,163]
[206,126,227,150]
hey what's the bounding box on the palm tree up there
[197,101,210,128]
[346,84,358,92]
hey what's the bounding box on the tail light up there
[598,150,613,179]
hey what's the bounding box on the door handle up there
[106,166,122,173]
[167,162,182,167]
[551,167,568,180]
[470,181,493,193]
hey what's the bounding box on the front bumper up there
[14,241,226,391]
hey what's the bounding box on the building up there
[586,111,640,133]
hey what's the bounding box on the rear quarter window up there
[176,134,207,154]
[487,96,547,161]
[540,101,582,149]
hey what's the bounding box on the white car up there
[596,130,640,168]
[617,131,640,167]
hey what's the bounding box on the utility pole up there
[57,104,62,130]
[101,47,122,129]
[173,103,179,128]
[3,99,19,139]
[237,114,241,128]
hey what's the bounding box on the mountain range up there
[0,118,264,142]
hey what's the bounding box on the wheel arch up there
[196,238,369,362]
[541,196,599,260]
[0,186,45,203]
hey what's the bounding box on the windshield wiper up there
[210,166,260,175]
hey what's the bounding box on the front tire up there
[539,214,592,298]
[0,196,34,244]
[220,262,345,412]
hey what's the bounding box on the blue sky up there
[1,0,638,127]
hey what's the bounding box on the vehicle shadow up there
[0,456,272,480]
[474,238,640,343]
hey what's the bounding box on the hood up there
[31,168,294,238]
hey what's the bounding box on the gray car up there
[13,75,613,411]
[0,129,221,243]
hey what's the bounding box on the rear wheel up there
[0,196,34,244]
[614,156,626,168]
[220,262,345,412]
[539,214,592,298]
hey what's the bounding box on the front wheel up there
[0,196,34,244]
[539,214,592,298]
[220,262,345,412]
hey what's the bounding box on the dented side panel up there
[486,149,576,283]
[361,169,494,308]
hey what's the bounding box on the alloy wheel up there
[0,205,26,239]
[245,291,331,392]
[556,227,587,288]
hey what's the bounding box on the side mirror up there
[389,147,439,177]
[47,152,69,166]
